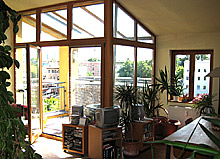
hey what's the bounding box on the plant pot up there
[123,139,140,157]
[161,120,178,137]
[178,96,183,102]
[173,96,179,101]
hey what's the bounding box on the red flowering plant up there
[192,93,216,116]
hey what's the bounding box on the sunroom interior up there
[4,0,220,157]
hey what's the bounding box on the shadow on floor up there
[33,137,175,159]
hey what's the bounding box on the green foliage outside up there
[44,97,60,113]
[175,54,210,79]
[87,71,94,76]
[0,0,42,158]
[88,58,101,62]
[31,58,39,78]
[117,60,152,78]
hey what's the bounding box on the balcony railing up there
[42,82,66,113]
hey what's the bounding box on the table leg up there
[166,145,171,159]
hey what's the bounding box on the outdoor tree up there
[117,60,152,78]
[137,60,152,78]
[117,60,134,77]
[87,71,94,76]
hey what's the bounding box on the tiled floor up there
[33,137,175,159]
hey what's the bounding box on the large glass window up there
[172,51,212,99]
[137,24,153,43]
[72,3,104,39]
[41,7,67,41]
[137,48,153,87]
[175,55,190,96]
[194,54,211,96]
[114,6,135,40]
[71,47,101,106]
[114,45,135,86]
[16,13,36,43]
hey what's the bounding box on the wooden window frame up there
[15,0,156,108]
[171,50,213,100]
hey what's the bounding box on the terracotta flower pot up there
[123,139,140,157]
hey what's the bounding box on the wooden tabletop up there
[165,116,220,150]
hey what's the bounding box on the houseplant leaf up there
[146,140,219,156]
[202,117,220,127]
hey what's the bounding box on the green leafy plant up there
[0,0,42,158]
[192,94,216,116]
[141,81,167,117]
[154,66,184,102]
[114,83,138,141]
[44,97,60,113]
[170,73,184,97]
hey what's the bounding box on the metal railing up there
[42,82,66,113]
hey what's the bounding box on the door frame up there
[14,44,43,143]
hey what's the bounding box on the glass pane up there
[71,47,101,106]
[30,48,41,140]
[15,48,28,120]
[42,46,69,137]
[72,3,104,39]
[114,45,134,86]
[115,7,135,40]
[137,48,153,87]
[16,13,36,43]
[175,55,190,96]
[137,24,153,43]
[41,8,67,41]
[194,54,211,97]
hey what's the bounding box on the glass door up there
[15,44,42,143]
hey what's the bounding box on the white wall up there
[156,32,220,114]
[5,22,15,95]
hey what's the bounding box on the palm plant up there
[141,82,167,117]
[192,94,217,116]
[154,66,184,102]
[114,83,138,141]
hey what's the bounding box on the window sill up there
[168,100,194,107]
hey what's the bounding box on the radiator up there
[168,105,199,127]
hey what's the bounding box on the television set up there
[71,105,84,125]
[132,104,144,121]
[95,107,119,128]
[71,105,84,117]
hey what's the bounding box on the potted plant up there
[114,83,140,157]
[141,81,167,117]
[170,73,184,101]
[192,93,217,116]
[141,81,180,139]
[0,1,42,158]
[154,66,184,102]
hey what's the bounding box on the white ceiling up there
[4,0,220,36]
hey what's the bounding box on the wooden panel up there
[133,120,155,151]
[103,0,113,107]
[88,125,103,158]
[113,38,155,49]
[88,125,122,158]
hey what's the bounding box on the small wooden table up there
[164,116,220,159]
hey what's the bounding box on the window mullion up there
[189,53,195,99]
